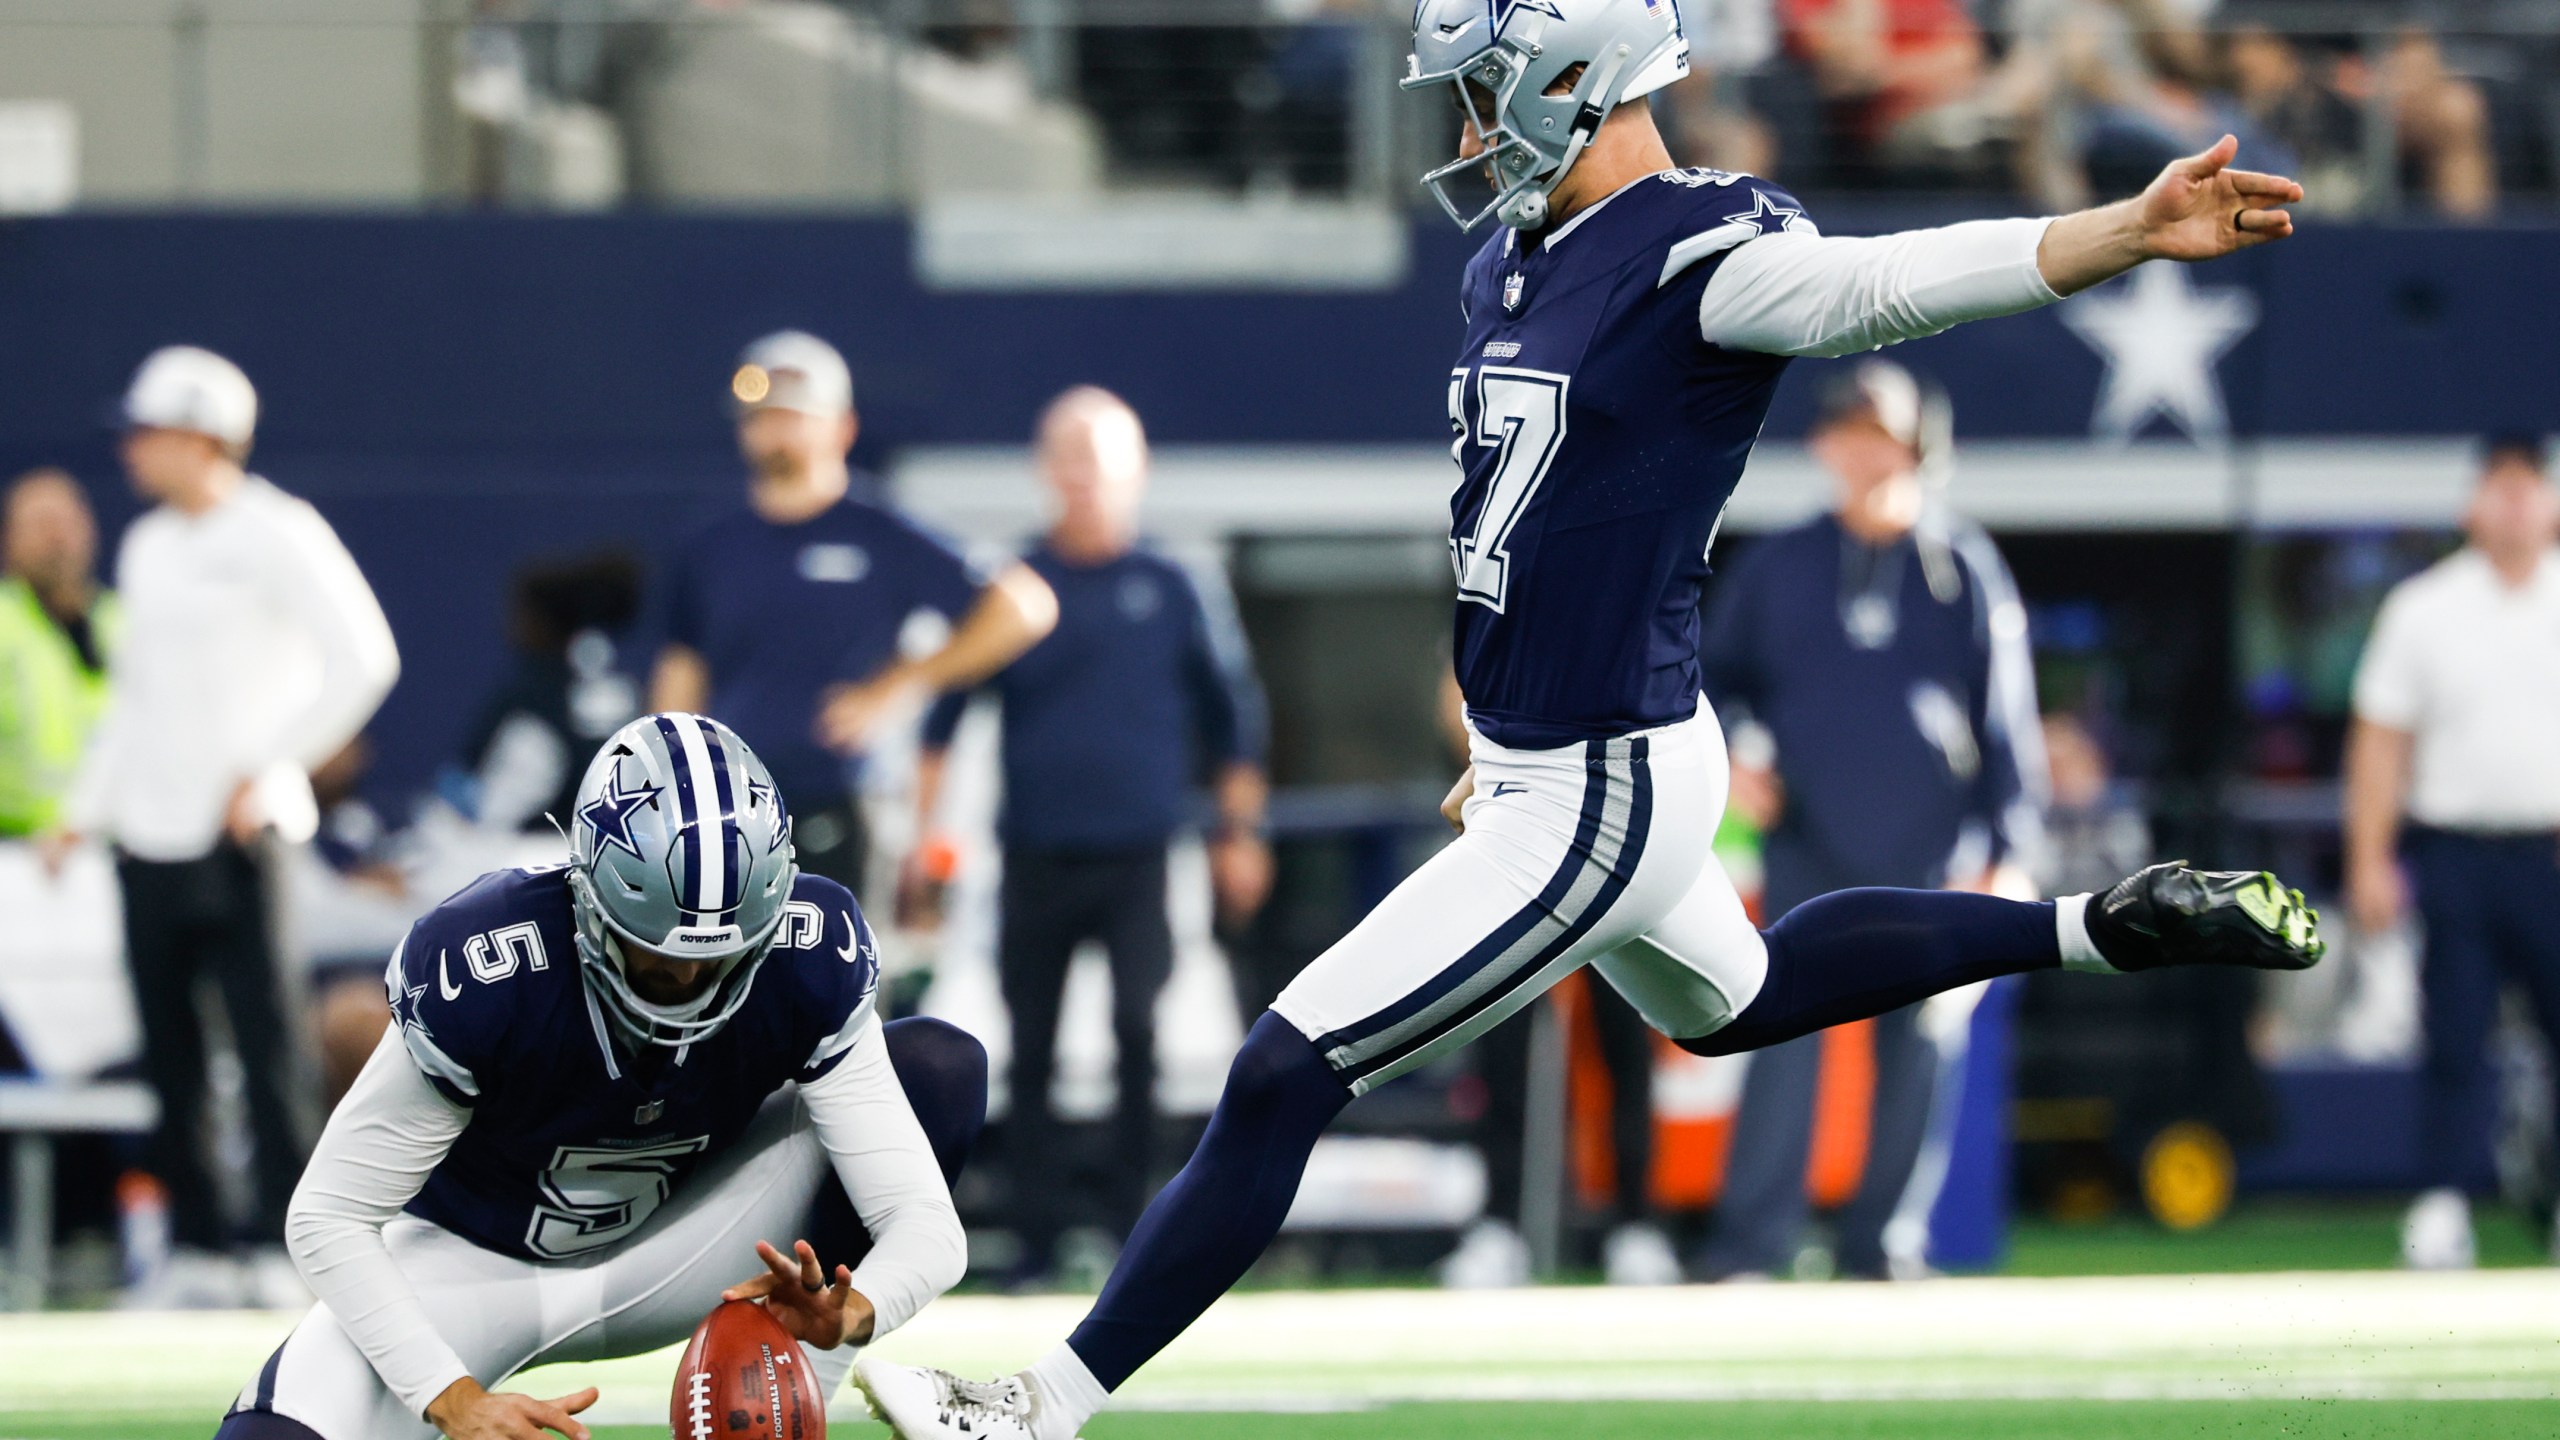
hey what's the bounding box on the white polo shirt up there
[65,476,399,861]
[2351,547,2560,831]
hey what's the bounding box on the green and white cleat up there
[2085,862,2325,973]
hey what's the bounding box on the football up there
[670,1299,826,1440]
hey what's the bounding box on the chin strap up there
[1500,41,1633,231]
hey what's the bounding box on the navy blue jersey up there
[661,494,986,804]
[1447,169,1812,749]
[385,866,881,1261]
[920,542,1266,851]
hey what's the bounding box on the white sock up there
[1025,1343,1108,1440]
[2055,894,2115,973]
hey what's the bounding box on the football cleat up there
[857,1358,1059,1440]
[2085,862,2325,973]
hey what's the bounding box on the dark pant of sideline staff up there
[118,840,306,1250]
[1000,844,1175,1279]
[2405,824,2560,1192]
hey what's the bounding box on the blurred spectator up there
[2225,24,2365,213]
[2010,0,2278,205]
[1662,0,1784,176]
[2034,712,2151,898]
[649,330,1056,901]
[299,737,410,1108]
[1696,361,2042,1281]
[2346,434,2560,1270]
[2338,27,2498,219]
[53,346,399,1309]
[911,386,1269,1289]
[459,552,642,833]
[0,469,114,838]
[1776,0,2009,186]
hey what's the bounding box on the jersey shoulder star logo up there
[1722,188,1808,237]
[578,769,658,861]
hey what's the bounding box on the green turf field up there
[5,1205,2552,1440]
[8,1401,2560,1440]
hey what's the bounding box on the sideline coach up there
[914,387,1270,1285]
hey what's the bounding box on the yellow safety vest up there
[0,578,116,836]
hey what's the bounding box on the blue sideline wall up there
[1,213,2553,799]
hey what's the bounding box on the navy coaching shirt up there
[661,493,985,806]
[922,542,1265,851]
[1701,513,2043,905]
[1446,169,1811,749]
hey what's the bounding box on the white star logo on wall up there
[2059,264,2259,446]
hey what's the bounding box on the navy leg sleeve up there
[1066,1011,1350,1391]
[1686,889,2059,1057]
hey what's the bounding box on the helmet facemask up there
[1403,0,1690,232]
[567,863,788,1050]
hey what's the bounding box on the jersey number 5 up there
[525,1136,712,1259]
[1449,366,1569,613]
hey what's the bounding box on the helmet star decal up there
[579,767,658,861]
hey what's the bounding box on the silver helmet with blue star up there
[1404,0,1692,231]
[566,713,797,1047]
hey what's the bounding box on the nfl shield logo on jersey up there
[1503,271,1526,311]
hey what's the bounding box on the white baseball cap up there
[731,330,854,417]
[122,345,258,450]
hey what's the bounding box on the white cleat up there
[1437,1218,1532,1289]
[2400,1187,2476,1271]
[857,1357,1062,1440]
[1601,1221,1684,1287]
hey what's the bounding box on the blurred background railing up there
[5,1,2560,219]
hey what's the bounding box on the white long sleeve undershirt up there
[288,1016,964,1419]
[1696,216,2061,358]
[284,1031,474,1418]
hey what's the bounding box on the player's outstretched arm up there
[1698,139,2302,359]
[2037,135,2301,296]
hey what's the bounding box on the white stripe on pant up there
[1271,702,1771,1097]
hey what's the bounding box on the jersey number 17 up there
[1448,366,1569,614]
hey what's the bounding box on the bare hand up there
[2348,852,2407,937]
[223,779,264,845]
[424,1377,597,1440]
[723,1238,874,1350]
[2135,134,2300,262]
[34,829,81,878]
[1209,832,1274,925]
[1441,765,1475,835]
[816,673,915,756]
[1726,762,1784,831]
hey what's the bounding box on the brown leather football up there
[671,1299,827,1440]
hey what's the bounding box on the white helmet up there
[1404,0,1691,231]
